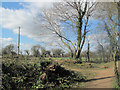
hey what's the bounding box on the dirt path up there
[84,65,115,88]
[64,64,115,88]
[55,60,115,88]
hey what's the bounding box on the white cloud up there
[1,37,13,41]
[1,37,14,44]
[1,2,61,48]
[0,37,14,49]
[20,43,33,50]
[87,33,108,44]
[0,37,34,53]
[85,33,109,51]
[23,0,54,2]
[1,0,118,2]
[23,0,65,2]
[2,2,109,52]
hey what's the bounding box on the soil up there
[84,66,115,88]
[55,60,115,88]
[67,63,115,88]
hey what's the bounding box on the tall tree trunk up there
[113,52,120,87]
[71,52,74,58]
[75,2,88,60]
[76,49,81,59]
[116,1,120,87]
[118,1,120,60]
[75,2,88,59]
[87,42,90,62]
[76,14,82,59]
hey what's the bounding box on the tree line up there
[1,44,66,58]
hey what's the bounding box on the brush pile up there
[2,59,85,89]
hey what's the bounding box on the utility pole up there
[17,26,20,56]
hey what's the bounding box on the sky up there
[0,1,109,54]
[1,2,35,51]
[1,2,58,52]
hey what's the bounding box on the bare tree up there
[31,45,41,57]
[41,47,46,57]
[52,49,65,57]
[95,2,120,86]
[45,50,51,57]
[118,2,120,52]
[24,50,30,56]
[2,44,16,55]
[40,47,51,57]
[96,41,105,62]
[42,1,97,60]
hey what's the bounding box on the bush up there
[2,59,43,89]
[2,59,85,89]
[34,63,85,88]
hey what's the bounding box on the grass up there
[2,55,115,88]
[113,78,120,89]
[2,56,86,89]
[92,61,113,69]
[2,56,113,71]
[113,61,120,89]
[51,58,116,88]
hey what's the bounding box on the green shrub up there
[2,59,43,89]
[2,59,85,89]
